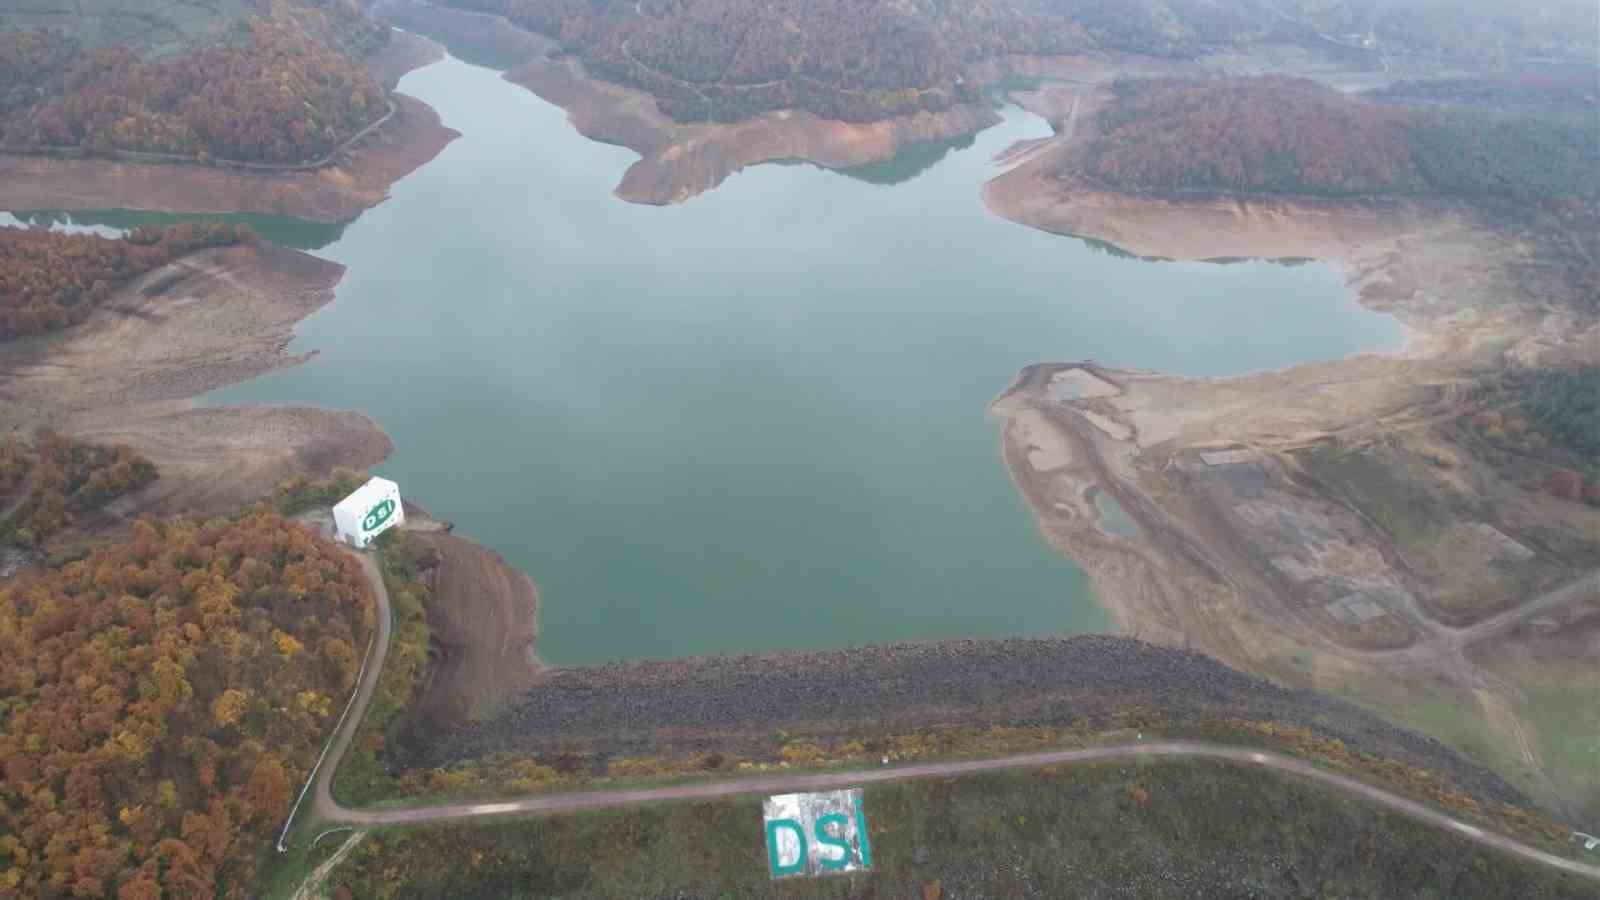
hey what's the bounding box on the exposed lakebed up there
[14,53,1404,665]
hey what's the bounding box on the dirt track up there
[973,67,1600,821]
[291,556,1598,883]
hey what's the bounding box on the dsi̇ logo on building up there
[362,499,396,533]
[763,789,871,879]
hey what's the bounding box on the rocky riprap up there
[398,635,1523,809]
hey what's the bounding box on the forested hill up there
[1082,76,1600,207]
[0,510,374,897]
[0,0,389,164]
[433,0,1597,124]
[7,0,1589,133]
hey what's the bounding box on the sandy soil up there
[979,78,1600,821]
[408,530,543,727]
[0,32,455,221]
[0,243,391,519]
[373,0,1002,205]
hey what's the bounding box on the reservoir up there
[24,52,1405,665]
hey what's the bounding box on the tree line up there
[0,432,158,548]
[451,0,1284,123]
[1083,76,1600,208]
[1085,77,1425,197]
[0,222,254,340]
[0,0,388,164]
[0,508,374,897]
[436,0,1595,125]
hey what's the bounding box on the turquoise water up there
[15,52,1405,665]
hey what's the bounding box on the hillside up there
[0,509,374,897]
[1086,77,1424,197]
[1081,75,1600,205]
[0,0,389,163]
[424,0,1597,124]
[323,760,1596,898]
[0,222,253,338]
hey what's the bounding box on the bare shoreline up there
[0,32,456,222]
[371,0,1002,205]
[977,77,1600,820]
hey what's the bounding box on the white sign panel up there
[331,476,404,549]
[762,789,871,878]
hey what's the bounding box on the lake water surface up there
[16,52,1405,665]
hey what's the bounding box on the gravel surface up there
[406,635,1525,807]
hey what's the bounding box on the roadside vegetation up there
[326,759,1594,898]
[272,469,370,518]
[349,632,1570,854]
[0,221,254,339]
[0,0,388,164]
[361,711,1572,856]
[0,508,373,897]
[331,530,436,805]
[0,431,156,548]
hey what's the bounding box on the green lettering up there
[766,819,806,877]
[813,814,851,870]
[854,794,872,868]
[362,499,395,532]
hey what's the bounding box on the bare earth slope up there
[0,242,390,517]
[982,81,1600,820]
[409,529,544,728]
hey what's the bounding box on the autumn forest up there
[0,0,387,163]
[0,433,158,549]
[0,222,253,339]
[0,509,374,897]
[1083,76,1600,208]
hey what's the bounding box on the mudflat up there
[982,79,1600,819]
[0,242,390,518]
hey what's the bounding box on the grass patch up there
[331,530,435,805]
[325,759,1596,898]
[256,820,350,900]
[1295,440,1464,545]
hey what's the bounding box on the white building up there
[332,476,404,548]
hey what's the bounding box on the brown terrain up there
[0,21,539,755]
[1,5,1592,877]
[0,31,456,221]
[982,77,1600,822]
[371,0,1000,205]
[408,527,544,727]
[0,242,390,518]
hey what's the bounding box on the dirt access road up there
[291,548,1600,884]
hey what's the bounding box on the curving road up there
[295,549,1600,884]
[304,553,395,831]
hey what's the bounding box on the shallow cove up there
[110,53,1398,665]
